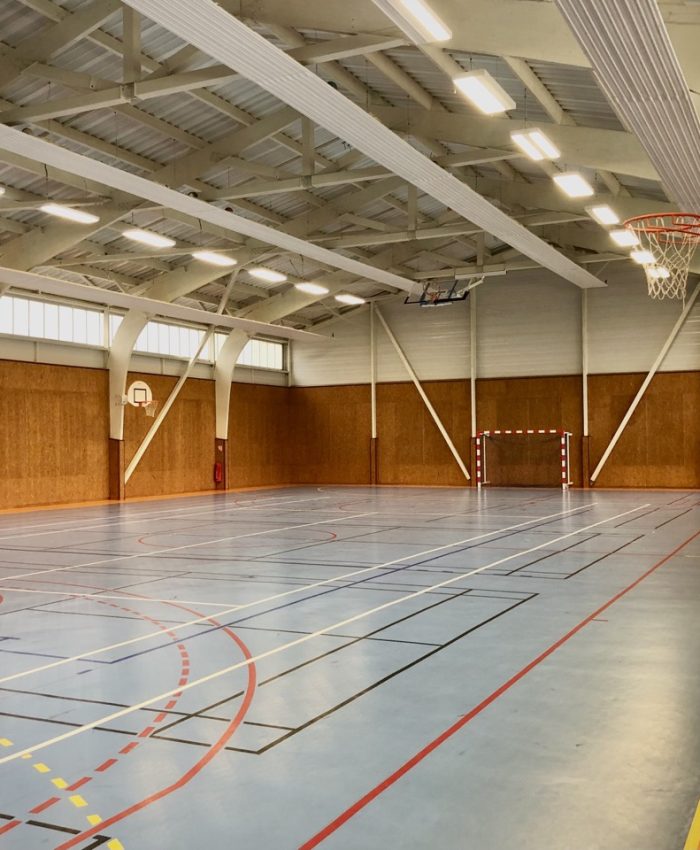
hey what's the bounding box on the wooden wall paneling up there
[0,360,109,509]
[589,371,700,488]
[229,383,292,487]
[376,380,471,486]
[125,372,216,498]
[289,385,372,484]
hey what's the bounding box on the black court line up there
[0,813,112,847]
[151,590,536,755]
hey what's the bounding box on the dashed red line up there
[66,776,91,792]
[119,742,140,755]
[96,759,117,773]
[138,727,156,739]
[0,819,21,835]
[30,797,60,815]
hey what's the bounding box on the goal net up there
[476,430,572,489]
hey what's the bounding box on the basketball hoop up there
[141,400,159,418]
[624,213,700,301]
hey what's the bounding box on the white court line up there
[0,502,649,765]
[0,504,594,686]
[0,493,337,543]
[0,509,375,584]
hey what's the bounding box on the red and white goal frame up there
[475,429,573,490]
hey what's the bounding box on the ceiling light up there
[39,203,99,224]
[630,249,656,265]
[249,267,287,283]
[123,228,176,248]
[0,186,5,196]
[192,251,238,267]
[586,204,620,226]
[335,293,365,305]
[510,128,560,161]
[552,172,595,198]
[453,70,516,115]
[610,228,639,247]
[648,266,670,280]
[295,282,329,296]
[370,0,451,44]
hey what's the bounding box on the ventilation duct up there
[119,0,604,290]
[555,0,700,209]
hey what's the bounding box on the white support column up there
[375,306,470,482]
[582,289,589,437]
[108,310,148,441]
[370,303,377,440]
[214,330,249,440]
[590,282,700,483]
[125,328,214,484]
[470,289,477,439]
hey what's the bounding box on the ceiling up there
[0,0,693,330]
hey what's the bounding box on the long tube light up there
[553,172,595,198]
[295,282,329,295]
[192,251,238,266]
[586,204,620,226]
[510,128,560,161]
[40,203,100,224]
[610,229,639,247]
[370,0,451,44]
[249,267,287,283]
[454,70,516,115]
[123,228,176,248]
[336,293,365,305]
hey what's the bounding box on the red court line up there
[299,528,700,849]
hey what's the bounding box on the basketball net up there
[625,213,700,301]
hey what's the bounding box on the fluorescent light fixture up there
[295,282,329,296]
[453,69,516,115]
[630,249,656,265]
[39,203,99,224]
[0,186,5,196]
[335,293,365,305]
[610,228,639,247]
[648,265,670,280]
[192,251,238,267]
[249,267,287,283]
[370,0,451,44]
[552,172,595,198]
[123,228,176,248]
[510,128,560,161]
[586,204,620,226]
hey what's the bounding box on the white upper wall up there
[292,268,700,385]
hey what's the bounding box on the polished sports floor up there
[0,486,698,850]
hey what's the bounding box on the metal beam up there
[121,0,603,289]
[590,283,700,483]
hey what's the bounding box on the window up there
[0,294,103,346]
[0,296,286,371]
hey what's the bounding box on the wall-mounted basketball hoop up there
[404,276,483,307]
[123,380,159,417]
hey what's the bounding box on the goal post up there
[476,429,573,490]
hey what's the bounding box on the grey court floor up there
[0,487,698,850]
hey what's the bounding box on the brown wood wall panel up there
[589,371,700,488]
[228,383,291,487]
[476,376,584,486]
[376,380,471,486]
[289,385,372,484]
[0,361,109,509]
[125,372,216,498]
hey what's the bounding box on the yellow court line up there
[33,762,50,773]
[51,777,68,789]
[107,841,125,850]
[69,794,87,808]
[0,738,12,747]
[86,814,102,826]
[684,800,700,850]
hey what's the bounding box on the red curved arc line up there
[298,528,700,850]
[53,630,256,850]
